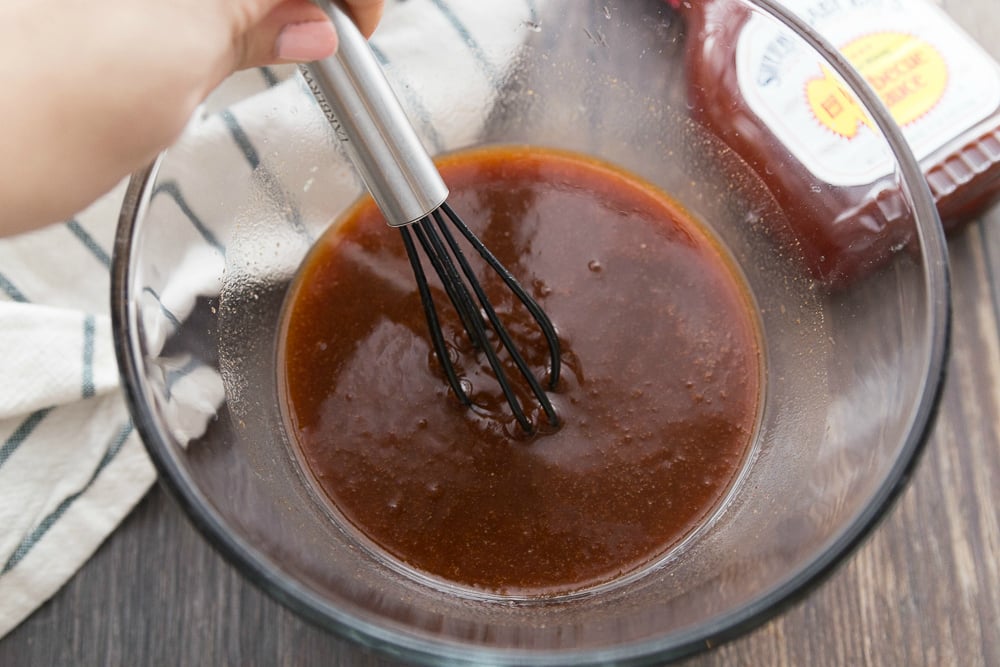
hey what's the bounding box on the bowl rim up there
[111,1,951,664]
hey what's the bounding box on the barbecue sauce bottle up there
[668,0,1000,286]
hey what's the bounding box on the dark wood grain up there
[1,2,998,665]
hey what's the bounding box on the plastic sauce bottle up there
[668,0,1000,285]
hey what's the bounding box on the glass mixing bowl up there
[112,0,950,663]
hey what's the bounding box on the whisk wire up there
[410,219,488,360]
[402,211,559,433]
[411,218,536,432]
[430,210,560,427]
[399,225,471,408]
[440,203,562,388]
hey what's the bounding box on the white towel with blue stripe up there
[0,0,539,639]
[0,187,151,639]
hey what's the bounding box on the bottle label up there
[736,0,1000,186]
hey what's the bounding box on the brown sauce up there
[280,145,762,595]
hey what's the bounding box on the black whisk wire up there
[399,208,561,433]
[429,209,561,423]
[439,202,562,390]
[399,226,469,408]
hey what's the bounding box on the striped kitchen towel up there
[0,0,540,639]
[0,182,152,638]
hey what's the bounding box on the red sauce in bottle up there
[280,146,762,595]
[669,0,1000,286]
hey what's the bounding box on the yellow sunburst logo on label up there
[807,66,874,139]
[808,32,949,139]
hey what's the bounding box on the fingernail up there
[276,20,338,62]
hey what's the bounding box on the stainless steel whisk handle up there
[300,1,449,227]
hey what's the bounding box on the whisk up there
[299,2,561,433]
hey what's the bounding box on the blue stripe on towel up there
[151,181,225,253]
[82,315,96,399]
[221,110,261,170]
[369,43,445,152]
[220,110,312,239]
[140,287,182,329]
[66,220,112,269]
[525,0,538,22]
[428,0,501,84]
[2,421,134,574]
[0,273,28,303]
[258,66,280,88]
[0,408,53,469]
[165,357,203,400]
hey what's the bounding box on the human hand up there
[0,0,384,236]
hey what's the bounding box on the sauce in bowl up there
[280,145,762,596]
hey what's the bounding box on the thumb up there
[235,0,338,70]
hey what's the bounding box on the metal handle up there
[299,1,448,227]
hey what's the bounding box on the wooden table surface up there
[2,1,998,665]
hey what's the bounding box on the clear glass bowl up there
[112,0,950,664]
